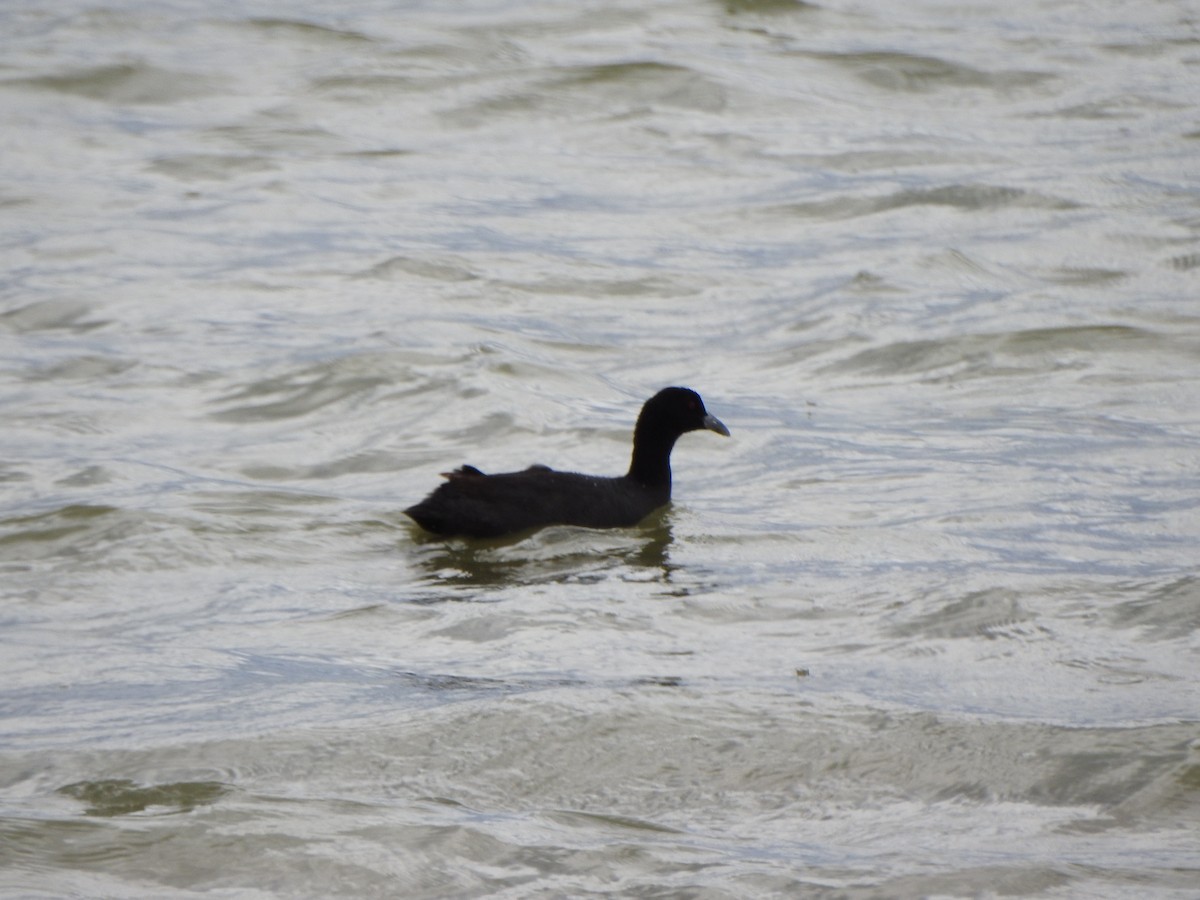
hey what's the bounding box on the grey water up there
[2,0,1199,896]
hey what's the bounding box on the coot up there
[405,387,729,539]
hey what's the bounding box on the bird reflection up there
[405,508,678,593]
[623,512,675,574]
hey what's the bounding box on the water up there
[2,0,1198,896]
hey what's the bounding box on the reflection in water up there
[622,510,679,578]
[405,508,678,593]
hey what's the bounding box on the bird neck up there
[626,425,677,487]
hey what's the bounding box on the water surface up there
[2,0,1198,896]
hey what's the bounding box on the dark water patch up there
[446,61,727,126]
[722,0,819,15]
[493,272,693,300]
[202,116,344,154]
[12,63,226,104]
[629,675,685,688]
[0,463,33,485]
[0,505,120,561]
[846,714,1199,810]
[795,148,973,174]
[229,653,528,698]
[340,147,413,160]
[1050,94,1182,121]
[354,254,481,282]
[861,866,1072,899]
[768,183,1078,221]
[28,355,136,382]
[1,300,106,334]
[0,499,261,572]
[1001,325,1161,354]
[55,465,114,488]
[147,153,277,182]
[310,72,424,100]
[1036,266,1128,285]
[843,270,904,294]
[57,779,228,817]
[0,652,551,750]
[391,670,516,694]
[1167,251,1200,271]
[1107,575,1200,641]
[190,489,337,516]
[544,808,684,834]
[823,325,1164,381]
[211,368,392,423]
[550,61,726,113]
[811,50,1053,93]
[237,450,404,482]
[242,17,376,46]
[887,589,1038,641]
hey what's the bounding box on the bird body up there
[404,387,728,539]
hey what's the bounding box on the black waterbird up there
[404,387,729,539]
